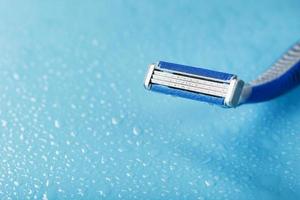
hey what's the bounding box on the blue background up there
[0,0,299,199]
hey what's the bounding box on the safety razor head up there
[144,61,244,107]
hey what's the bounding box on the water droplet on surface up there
[70,131,76,137]
[96,73,101,79]
[111,117,118,125]
[42,155,48,162]
[101,156,105,164]
[204,180,214,187]
[1,120,7,128]
[13,73,20,80]
[54,120,60,128]
[30,97,36,102]
[14,181,19,186]
[20,134,24,140]
[42,193,48,200]
[132,126,140,136]
[98,190,105,197]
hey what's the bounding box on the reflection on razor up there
[144,41,300,108]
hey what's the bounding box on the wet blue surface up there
[0,0,300,199]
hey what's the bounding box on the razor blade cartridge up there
[144,61,244,107]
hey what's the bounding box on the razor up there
[144,41,300,108]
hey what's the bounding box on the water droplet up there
[42,193,48,200]
[54,120,60,128]
[204,180,213,187]
[30,97,36,102]
[14,181,19,186]
[70,131,76,137]
[132,126,140,136]
[42,155,48,162]
[110,83,116,89]
[96,73,101,79]
[13,73,20,80]
[20,134,24,140]
[111,117,118,125]
[98,190,105,197]
[101,156,105,164]
[1,120,7,128]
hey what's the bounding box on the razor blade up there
[144,61,244,107]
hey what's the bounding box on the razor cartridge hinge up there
[144,61,244,107]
